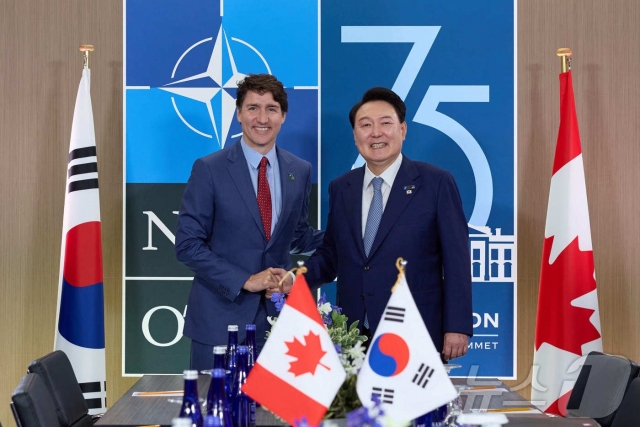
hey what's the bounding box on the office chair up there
[28,350,93,427]
[610,377,640,427]
[566,351,640,427]
[11,373,62,427]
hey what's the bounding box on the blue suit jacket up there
[304,155,472,351]
[175,140,323,346]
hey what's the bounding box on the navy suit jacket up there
[304,155,472,352]
[175,140,323,346]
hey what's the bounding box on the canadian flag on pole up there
[242,274,346,426]
[531,70,602,415]
[54,68,107,414]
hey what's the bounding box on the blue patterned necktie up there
[363,177,383,330]
[363,177,384,257]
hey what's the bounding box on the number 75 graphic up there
[341,26,492,227]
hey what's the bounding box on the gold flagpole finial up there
[391,258,407,292]
[295,260,308,275]
[79,45,94,69]
[277,260,307,289]
[556,48,572,73]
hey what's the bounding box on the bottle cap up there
[246,324,256,331]
[171,417,194,427]
[237,345,248,354]
[211,368,226,378]
[183,370,198,380]
[457,413,508,426]
[228,325,239,332]
[213,345,227,354]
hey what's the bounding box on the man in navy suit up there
[293,87,472,360]
[175,74,323,370]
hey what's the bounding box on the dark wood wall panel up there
[1,0,639,423]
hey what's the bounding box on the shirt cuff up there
[287,271,296,287]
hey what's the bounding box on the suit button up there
[364,266,370,271]
[360,294,365,300]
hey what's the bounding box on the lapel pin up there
[288,173,295,181]
[404,185,415,195]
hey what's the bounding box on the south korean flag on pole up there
[356,262,456,422]
[54,68,106,414]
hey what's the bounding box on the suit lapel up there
[367,156,420,259]
[343,168,366,259]
[226,140,265,240]
[268,147,294,247]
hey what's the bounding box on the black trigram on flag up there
[383,306,405,323]
[412,363,434,388]
[68,146,99,193]
[371,387,394,404]
[79,380,107,410]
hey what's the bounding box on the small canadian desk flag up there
[243,274,346,426]
[531,69,602,415]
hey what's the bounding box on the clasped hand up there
[243,267,294,298]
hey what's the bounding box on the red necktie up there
[257,157,272,241]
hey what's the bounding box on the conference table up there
[95,375,600,426]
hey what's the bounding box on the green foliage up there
[324,374,362,420]
[324,312,368,420]
[328,311,367,350]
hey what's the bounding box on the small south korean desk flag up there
[357,261,456,422]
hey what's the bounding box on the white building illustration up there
[468,225,515,282]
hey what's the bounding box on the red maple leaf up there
[285,331,329,377]
[535,236,601,355]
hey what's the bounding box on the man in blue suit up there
[175,74,323,370]
[297,87,472,360]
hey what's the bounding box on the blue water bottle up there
[245,324,257,372]
[213,345,227,370]
[231,346,256,427]
[206,368,232,426]
[179,370,203,427]
[212,345,229,397]
[226,325,239,400]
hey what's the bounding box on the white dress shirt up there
[361,154,403,237]
[240,138,282,235]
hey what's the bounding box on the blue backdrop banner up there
[320,0,516,378]
[123,0,319,375]
[124,0,516,378]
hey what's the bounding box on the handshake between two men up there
[242,267,294,299]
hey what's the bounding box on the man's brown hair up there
[236,74,288,113]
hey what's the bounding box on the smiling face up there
[237,90,286,154]
[353,100,407,175]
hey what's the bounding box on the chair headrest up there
[12,373,62,427]
[28,350,89,425]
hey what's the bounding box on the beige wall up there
[514,0,640,395]
[0,1,136,423]
[1,0,639,423]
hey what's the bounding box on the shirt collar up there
[240,137,278,169]
[364,153,403,188]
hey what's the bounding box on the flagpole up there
[556,47,572,72]
[391,257,407,292]
[53,44,95,350]
[80,44,94,69]
[54,42,107,414]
